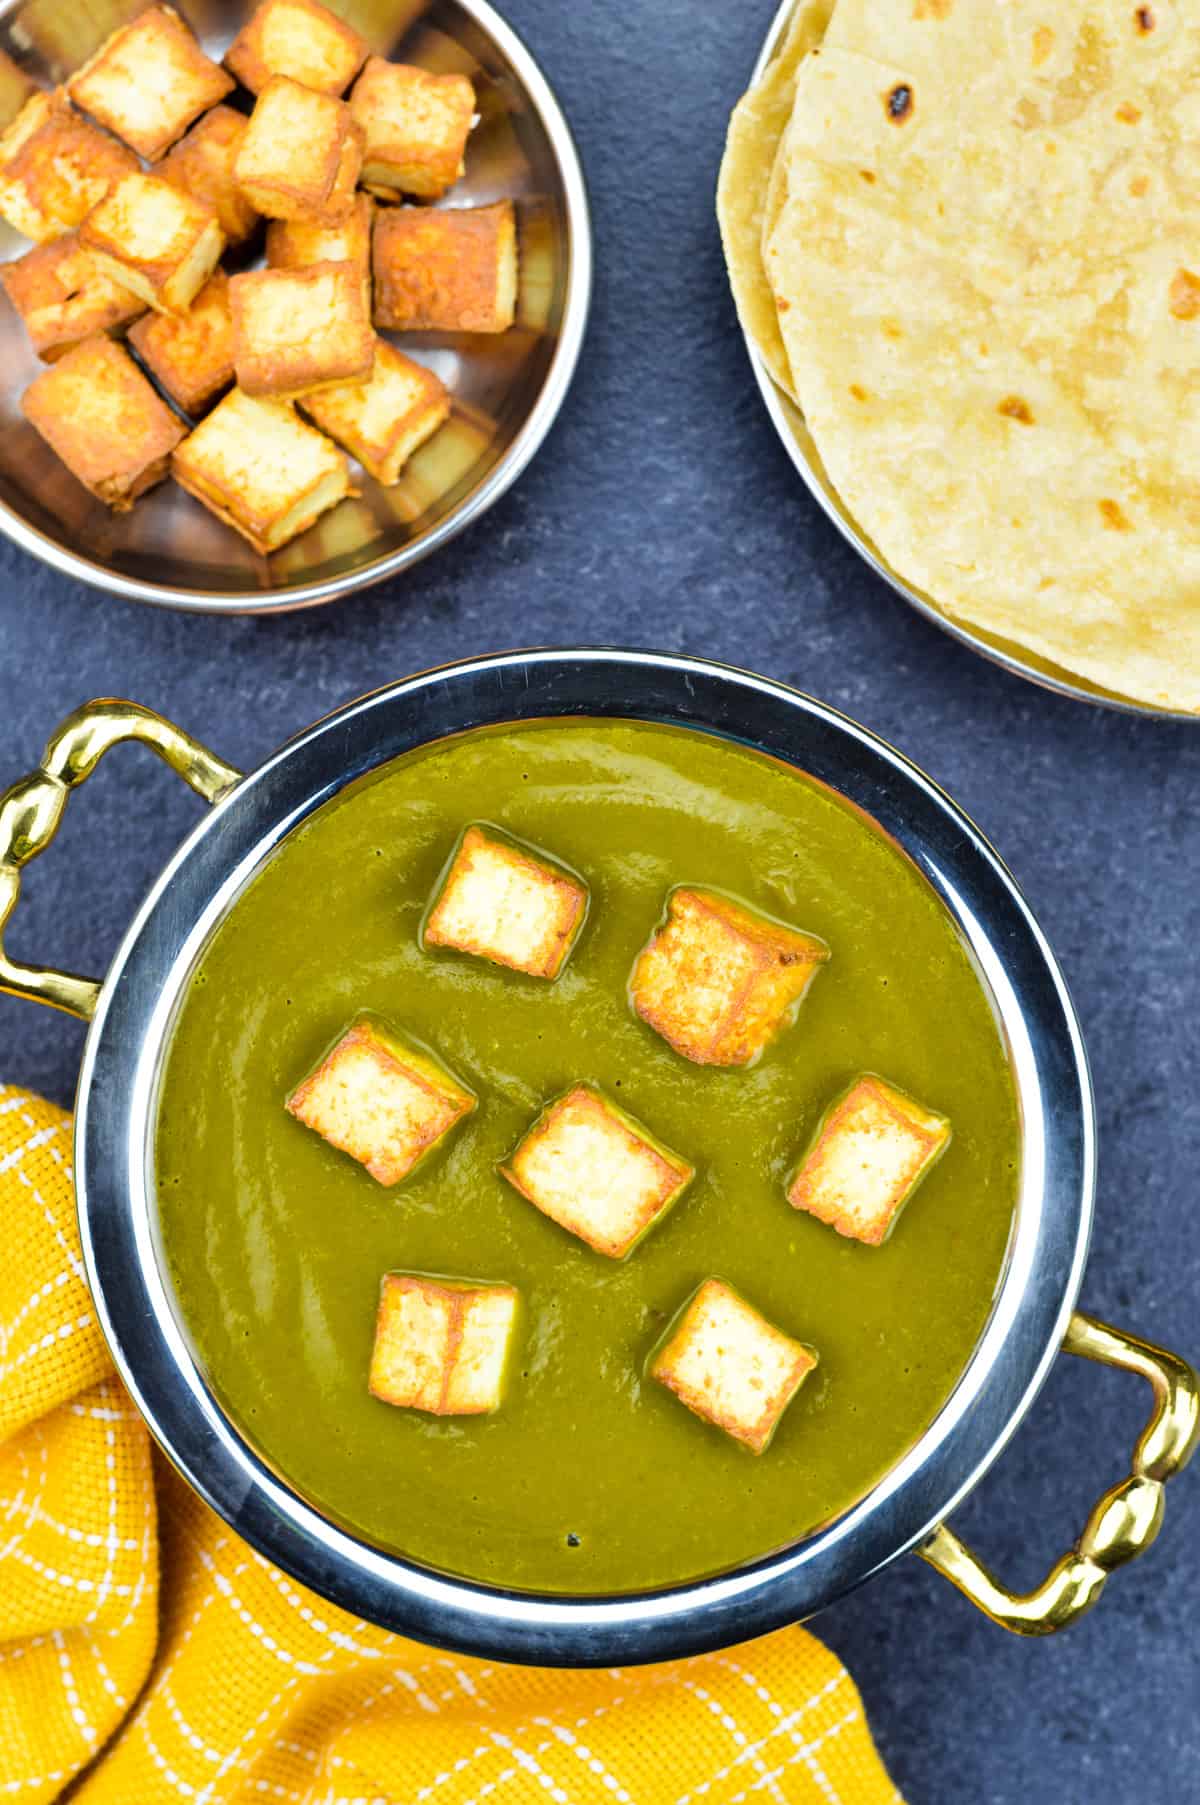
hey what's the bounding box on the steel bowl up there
[0,0,591,612]
[0,648,1195,1663]
[740,0,1197,720]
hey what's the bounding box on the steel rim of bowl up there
[743,0,1196,722]
[75,648,1095,1664]
[0,0,593,614]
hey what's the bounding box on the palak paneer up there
[155,719,1018,1593]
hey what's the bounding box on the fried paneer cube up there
[501,1085,694,1260]
[160,106,260,245]
[788,1075,951,1247]
[369,1274,518,1416]
[22,334,183,509]
[233,75,359,221]
[373,200,517,333]
[0,90,136,242]
[80,171,223,316]
[129,268,233,414]
[266,188,371,308]
[424,823,586,979]
[225,0,368,97]
[650,1278,817,1455]
[229,259,372,399]
[266,187,371,269]
[172,386,353,553]
[349,56,473,199]
[312,116,363,224]
[630,887,829,1068]
[68,5,233,161]
[286,1015,475,1185]
[300,338,447,483]
[2,231,144,360]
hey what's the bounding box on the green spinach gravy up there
[156,720,1018,1592]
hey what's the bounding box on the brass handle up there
[0,700,243,1021]
[920,1310,1200,1635]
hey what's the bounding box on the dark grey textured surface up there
[0,3,1198,1800]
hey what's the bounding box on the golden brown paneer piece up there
[369,1274,519,1416]
[630,887,829,1068]
[349,56,473,200]
[81,171,223,316]
[501,1085,694,1260]
[286,1015,475,1185]
[312,116,363,224]
[229,259,372,399]
[0,50,38,129]
[172,386,354,553]
[225,0,368,97]
[265,188,371,269]
[233,75,359,221]
[788,1075,951,1247]
[373,200,516,334]
[68,5,233,161]
[424,823,586,979]
[0,90,137,242]
[650,1278,817,1454]
[266,188,371,307]
[299,339,448,483]
[159,106,260,245]
[129,268,233,414]
[2,231,145,361]
[22,334,183,509]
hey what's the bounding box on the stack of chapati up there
[719,0,1200,712]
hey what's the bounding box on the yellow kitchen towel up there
[0,1085,903,1805]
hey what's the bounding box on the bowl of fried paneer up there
[0,0,590,609]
